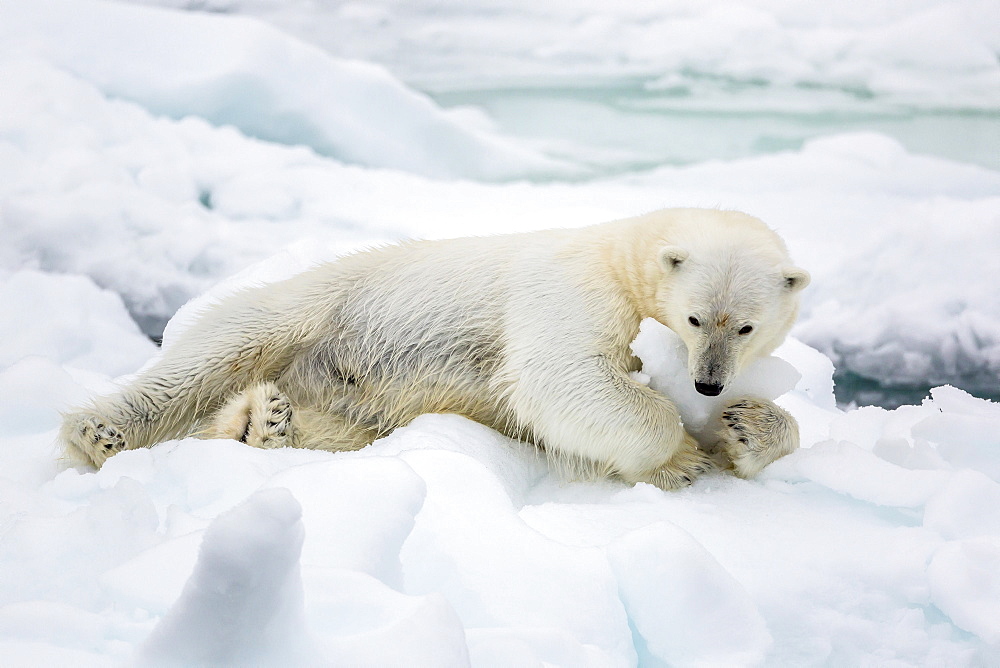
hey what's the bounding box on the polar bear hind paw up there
[718,398,798,479]
[61,414,127,468]
[641,437,717,490]
[209,382,296,450]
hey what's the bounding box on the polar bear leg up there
[60,414,129,468]
[206,382,295,449]
[61,352,244,468]
[717,398,799,478]
[636,431,717,490]
[205,382,377,453]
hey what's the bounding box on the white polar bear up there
[61,208,809,489]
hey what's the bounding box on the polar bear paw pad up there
[63,415,128,468]
[242,383,295,449]
[644,441,717,490]
[719,398,797,479]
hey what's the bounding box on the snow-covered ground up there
[2,0,1000,664]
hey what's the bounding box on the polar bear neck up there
[586,216,668,323]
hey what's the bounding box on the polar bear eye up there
[688,316,701,327]
[738,325,754,335]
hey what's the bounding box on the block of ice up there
[137,487,319,665]
[928,537,1000,644]
[631,317,801,440]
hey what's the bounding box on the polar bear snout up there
[695,382,724,396]
[689,338,735,397]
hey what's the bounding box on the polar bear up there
[61,208,809,489]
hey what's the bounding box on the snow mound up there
[0,0,564,180]
[928,537,1000,645]
[138,487,317,665]
[0,271,155,376]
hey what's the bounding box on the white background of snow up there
[132,0,1000,111]
[2,0,998,386]
[1,0,1000,665]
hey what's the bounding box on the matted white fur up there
[61,208,808,489]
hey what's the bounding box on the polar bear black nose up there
[695,382,724,396]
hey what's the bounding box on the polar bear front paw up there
[209,382,296,450]
[641,434,717,490]
[61,414,128,468]
[718,398,799,479]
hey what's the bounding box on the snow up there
[2,44,997,387]
[606,522,772,667]
[144,0,1000,113]
[4,263,1000,664]
[1,0,1000,664]
[0,0,564,181]
[137,487,315,665]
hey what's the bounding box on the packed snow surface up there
[2,0,1000,664]
[3,272,1000,665]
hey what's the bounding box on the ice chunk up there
[398,441,633,663]
[138,487,319,665]
[915,390,1000,482]
[304,569,470,667]
[100,531,204,616]
[631,318,801,440]
[924,471,1000,541]
[773,337,838,412]
[263,458,427,588]
[0,477,159,607]
[928,537,1000,644]
[929,386,1000,419]
[93,437,329,519]
[365,413,549,506]
[777,440,947,507]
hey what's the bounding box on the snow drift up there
[0,0,565,180]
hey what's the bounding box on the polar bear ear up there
[659,246,690,271]
[783,267,810,292]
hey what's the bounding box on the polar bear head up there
[654,211,809,397]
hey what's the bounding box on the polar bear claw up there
[62,415,128,467]
[208,382,296,450]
